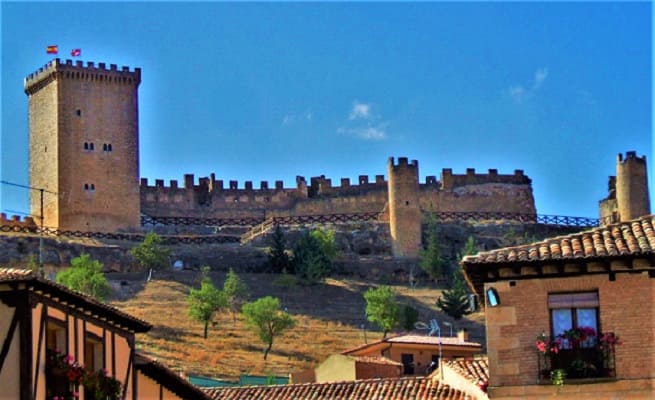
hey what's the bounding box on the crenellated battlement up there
[140,172,389,197]
[618,151,647,165]
[24,58,141,95]
[388,156,419,171]
[439,168,530,190]
[0,213,37,229]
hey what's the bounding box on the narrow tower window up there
[90,184,95,191]
[89,143,94,151]
[102,144,107,151]
[84,142,89,150]
[84,184,89,190]
[76,109,81,116]
[107,144,112,152]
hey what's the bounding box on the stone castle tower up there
[24,59,141,232]
[387,157,421,258]
[599,151,650,225]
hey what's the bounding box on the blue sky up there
[1,2,652,219]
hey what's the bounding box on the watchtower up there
[387,157,421,258]
[615,151,650,221]
[24,59,141,232]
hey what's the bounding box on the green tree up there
[292,230,333,284]
[364,286,399,338]
[56,253,110,301]
[242,296,295,360]
[400,304,419,332]
[187,278,228,339]
[420,216,444,282]
[223,268,249,326]
[463,235,479,257]
[436,269,472,320]
[130,232,171,271]
[310,228,338,262]
[268,225,291,274]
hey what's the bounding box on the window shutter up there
[548,292,598,309]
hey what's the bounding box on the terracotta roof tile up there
[353,356,403,367]
[462,215,655,265]
[462,215,655,297]
[441,358,489,386]
[0,268,151,332]
[342,334,482,355]
[203,376,469,400]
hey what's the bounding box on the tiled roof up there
[353,356,403,367]
[0,268,151,332]
[343,334,481,355]
[386,334,481,348]
[463,215,655,265]
[442,358,489,385]
[461,215,655,298]
[135,353,212,400]
[203,376,468,400]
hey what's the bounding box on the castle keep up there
[25,59,539,257]
[25,59,141,232]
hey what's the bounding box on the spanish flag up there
[46,45,58,54]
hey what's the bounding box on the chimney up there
[457,328,469,342]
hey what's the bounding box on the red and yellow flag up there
[46,45,58,54]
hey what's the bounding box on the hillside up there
[110,271,486,381]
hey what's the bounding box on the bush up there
[130,232,170,271]
[56,254,110,301]
[292,230,335,284]
[364,286,399,337]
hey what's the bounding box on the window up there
[549,292,599,347]
[84,142,89,150]
[46,321,68,399]
[84,184,89,190]
[89,143,94,151]
[401,353,414,375]
[84,334,105,399]
[76,109,81,116]
[548,292,606,378]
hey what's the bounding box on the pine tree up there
[436,269,471,320]
[420,214,444,281]
[223,269,249,326]
[268,225,291,274]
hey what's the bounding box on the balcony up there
[536,331,619,383]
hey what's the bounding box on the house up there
[341,332,482,376]
[0,268,209,400]
[461,214,655,399]
[203,374,470,400]
[313,354,402,382]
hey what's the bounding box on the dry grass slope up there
[111,271,485,381]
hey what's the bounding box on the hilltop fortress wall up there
[139,164,536,221]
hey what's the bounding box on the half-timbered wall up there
[0,284,21,399]
[0,282,138,400]
[137,371,186,400]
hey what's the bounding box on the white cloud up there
[337,123,388,141]
[533,68,548,90]
[508,67,549,103]
[282,110,313,126]
[349,101,372,120]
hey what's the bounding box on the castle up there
[22,59,649,258]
